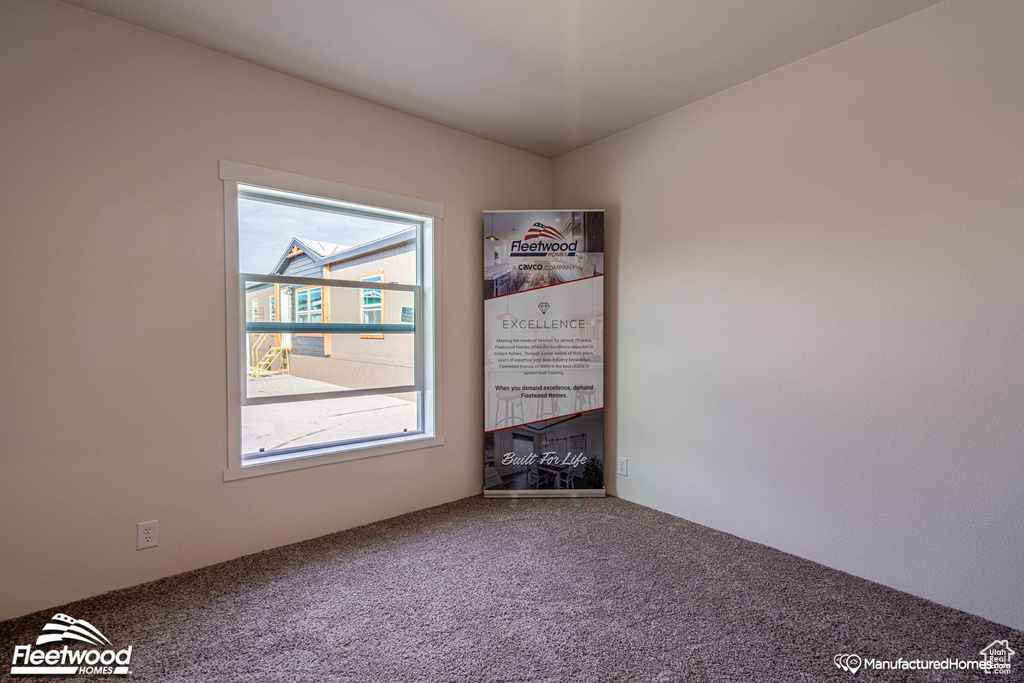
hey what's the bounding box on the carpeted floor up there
[1,497,1019,682]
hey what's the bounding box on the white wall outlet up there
[137,520,159,549]
[617,457,628,476]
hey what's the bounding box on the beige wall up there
[328,247,416,374]
[245,288,276,367]
[3,0,1021,632]
[288,354,413,395]
[554,0,1024,630]
[245,287,275,323]
[0,0,551,621]
[283,248,418,389]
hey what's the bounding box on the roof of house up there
[294,238,348,259]
[270,228,416,275]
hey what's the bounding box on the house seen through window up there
[236,184,426,462]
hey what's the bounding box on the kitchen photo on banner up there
[483,210,605,497]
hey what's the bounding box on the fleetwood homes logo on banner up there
[483,210,605,497]
[509,222,579,257]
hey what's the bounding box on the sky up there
[238,198,411,274]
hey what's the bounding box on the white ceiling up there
[63,0,941,158]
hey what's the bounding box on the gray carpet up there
[1,497,1019,682]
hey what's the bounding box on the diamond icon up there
[538,302,550,314]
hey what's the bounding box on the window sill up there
[223,431,444,481]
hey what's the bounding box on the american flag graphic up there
[525,222,565,241]
[35,613,112,647]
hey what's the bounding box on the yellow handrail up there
[250,341,290,378]
[249,333,269,377]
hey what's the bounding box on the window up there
[221,160,442,480]
[360,273,383,338]
[513,435,534,461]
[296,287,322,323]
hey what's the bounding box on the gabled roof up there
[269,237,349,275]
[269,228,416,275]
[320,228,415,267]
[295,238,348,259]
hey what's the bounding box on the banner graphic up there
[483,211,605,496]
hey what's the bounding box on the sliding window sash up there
[240,273,422,407]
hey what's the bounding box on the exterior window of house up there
[296,287,322,323]
[221,160,442,480]
[360,273,384,339]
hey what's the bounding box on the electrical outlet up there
[137,520,158,550]
[617,457,628,476]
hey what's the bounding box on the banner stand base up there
[484,489,606,499]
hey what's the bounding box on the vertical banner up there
[483,210,605,497]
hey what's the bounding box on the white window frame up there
[221,160,443,481]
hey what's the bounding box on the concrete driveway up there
[243,374,417,454]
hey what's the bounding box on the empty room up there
[1,0,1021,680]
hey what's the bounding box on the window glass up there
[236,186,422,460]
[360,274,385,337]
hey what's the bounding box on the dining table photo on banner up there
[482,210,605,497]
